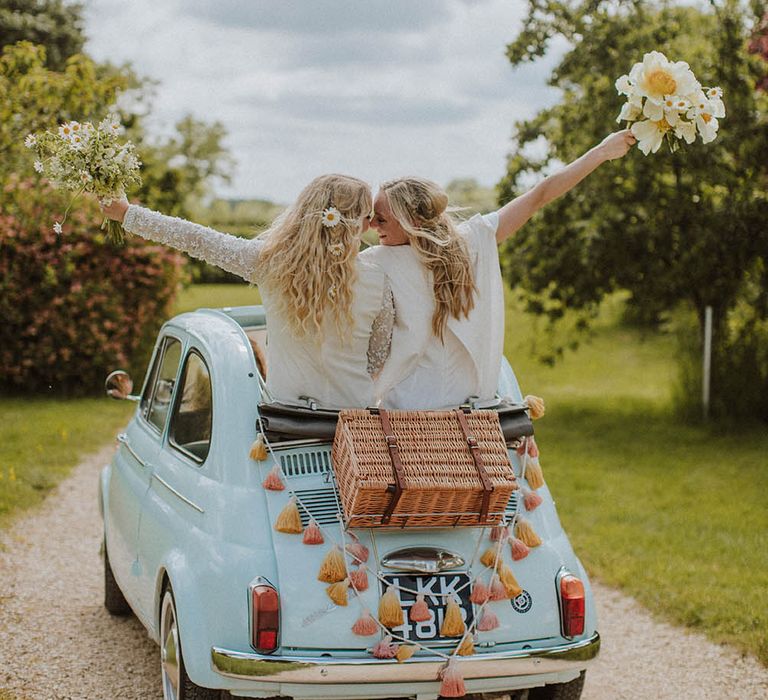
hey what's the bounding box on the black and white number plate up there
[382,572,473,642]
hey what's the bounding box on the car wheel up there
[103,540,131,616]
[160,585,222,700]
[528,671,586,700]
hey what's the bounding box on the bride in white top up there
[363,130,636,409]
[101,174,394,409]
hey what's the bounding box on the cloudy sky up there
[83,0,565,204]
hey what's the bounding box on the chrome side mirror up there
[105,370,139,402]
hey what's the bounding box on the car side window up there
[168,351,212,464]
[144,337,183,433]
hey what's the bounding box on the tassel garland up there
[372,635,399,659]
[396,644,418,663]
[348,565,369,592]
[477,608,499,632]
[352,610,379,636]
[249,433,268,461]
[409,593,431,623]
[469,579,489,605]
[378,585,404,627]
[489,573,507,601]
[261,464,284,490]
[457,636,475,656]
[439,658,466,698]
[524,394,546,420]
[498,564,523,599]
[302,519,324,545]
[440,597,465,637]
[274,497,303,534]
[527,436,540,458]
[515,516,543,548]
[524,456,545,490]
[510,536,530,561]
[317,546,347,583]
[326,578,349,606]
[523,487,543,511]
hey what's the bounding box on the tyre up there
[103,540,131,616]
[528,671,586,700]
[160,585,222,700]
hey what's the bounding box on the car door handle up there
[117,433,150,469]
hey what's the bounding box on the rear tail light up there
[559,573,585,638]
[251,583,280,653]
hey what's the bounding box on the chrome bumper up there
[211,633,599,684]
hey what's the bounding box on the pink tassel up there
[510,536,530,561]
[261,465,284,491]
[352,610,379,636]
[527,436,539,458]
[516,439,526,456]
[469,580,489,605]
[346,540,369,564]
[477,608,499,632]
[349,565,369,592]
[409,593,431,622]
[439,657,466,698]
[489,573,507,601]
[489,524,508,542]
[372,635,399,659]
[523,487,543,511]
[302,519,324,545]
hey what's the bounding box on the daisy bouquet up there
[25,115,142,244]
[615,51,725,155]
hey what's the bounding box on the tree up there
[0,0,84,71]
[499,0,768,419]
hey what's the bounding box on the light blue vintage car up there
[101,305,600,700]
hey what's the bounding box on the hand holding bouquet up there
[25,115,141,244]
[615,51,725,155]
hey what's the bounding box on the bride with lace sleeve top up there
[363,130,636,409]
[101,174,394,409]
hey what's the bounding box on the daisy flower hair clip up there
[322,206,342,228]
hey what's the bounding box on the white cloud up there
[82,0,565,203]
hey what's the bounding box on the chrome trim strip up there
[211,632,600,683]
[117,433,148,468]
[152,474,204,513]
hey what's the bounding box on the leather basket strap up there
[377,408,406,524]
[454,409,494,522]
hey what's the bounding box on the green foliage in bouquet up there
[0,176,184,395]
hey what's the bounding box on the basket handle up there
[377,408,405,525]
[454,409,494,522]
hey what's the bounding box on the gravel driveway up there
[1,445,766,700]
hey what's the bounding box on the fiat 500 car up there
[100,305,600,700]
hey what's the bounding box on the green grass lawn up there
[0,282,765,664]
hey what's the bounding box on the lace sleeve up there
[367,278,394,378]
[123,205,263,283]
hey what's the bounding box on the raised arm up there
[101,198,263,283]
[495,130,636,244]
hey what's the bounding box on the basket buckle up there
[385,434,398,448]
[466,436,479,450]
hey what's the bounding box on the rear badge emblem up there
[512,590,532,613]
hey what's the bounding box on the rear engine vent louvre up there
[504,492,519,517]
[293,487,341,526]
[279,449,331,478]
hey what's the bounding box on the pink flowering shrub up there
[0,176,184,394]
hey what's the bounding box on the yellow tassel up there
[396,644,418,663]
[524,394,546,420]
[515,516,542,548]
[317,545,347,583]
[249,433,268,460]
[480,546,499,569]
[457,636,475,656]
[440,597,465,637]
[274,497,303,534]
[524,456,545,490]
[498,563,523,599]
[326,578,349,606]
[378,585,404,627]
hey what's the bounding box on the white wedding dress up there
[123,205,394,409]
[361,212,503,409]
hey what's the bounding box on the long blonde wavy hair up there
[380,177,476,340]
[257,174,372,340]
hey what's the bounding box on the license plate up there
[381,572,473,642]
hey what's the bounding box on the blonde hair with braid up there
[380,177,476,340]
[257,174,372,340]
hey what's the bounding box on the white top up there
[123,205,394,409]
[361,213,503,409]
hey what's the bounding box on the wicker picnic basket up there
[331,408,518,528]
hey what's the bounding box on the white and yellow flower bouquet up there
[615,51,725,155]
[26,115,142,244]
